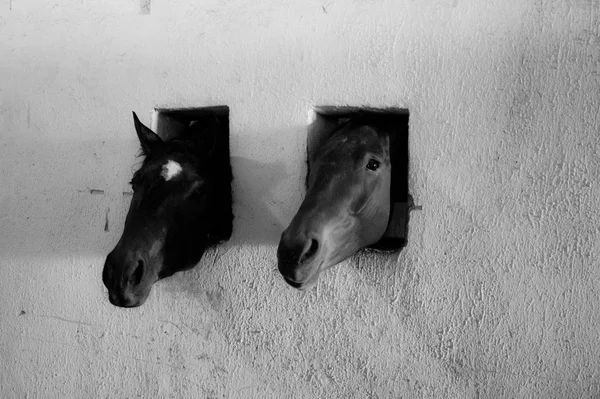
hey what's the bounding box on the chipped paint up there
[140,0,151,15]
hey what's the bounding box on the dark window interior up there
[154,106,233,244]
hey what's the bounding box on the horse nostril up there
[300,239,319,264]
[132,259,145,286]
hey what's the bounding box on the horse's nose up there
[102,251,117,289]
[104,250,146,285]
[277,235,319,281]
[102,249,147,307]
[278,236,319,266]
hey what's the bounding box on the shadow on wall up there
[230,156,288,245]
[0,138,138,257]
[0,138,293,257]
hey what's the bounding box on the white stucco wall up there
[1,0,600,397]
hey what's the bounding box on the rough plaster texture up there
[1,0,600,398]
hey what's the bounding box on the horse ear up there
[132,111,162,154]
[186,115,218,156]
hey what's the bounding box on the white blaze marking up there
[161,160,182,181]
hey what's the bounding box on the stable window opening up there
[153,106,233,244]
[307,106,411,251]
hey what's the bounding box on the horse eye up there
[366,159,380,171]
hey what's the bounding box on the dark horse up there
[103,111,231,307]
[277,116,392,290]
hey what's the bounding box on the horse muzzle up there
[103,249,154,308]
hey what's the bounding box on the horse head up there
[103,112,219,307]
[278,117,392,290]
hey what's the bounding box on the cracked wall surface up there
[1,0,600,397]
